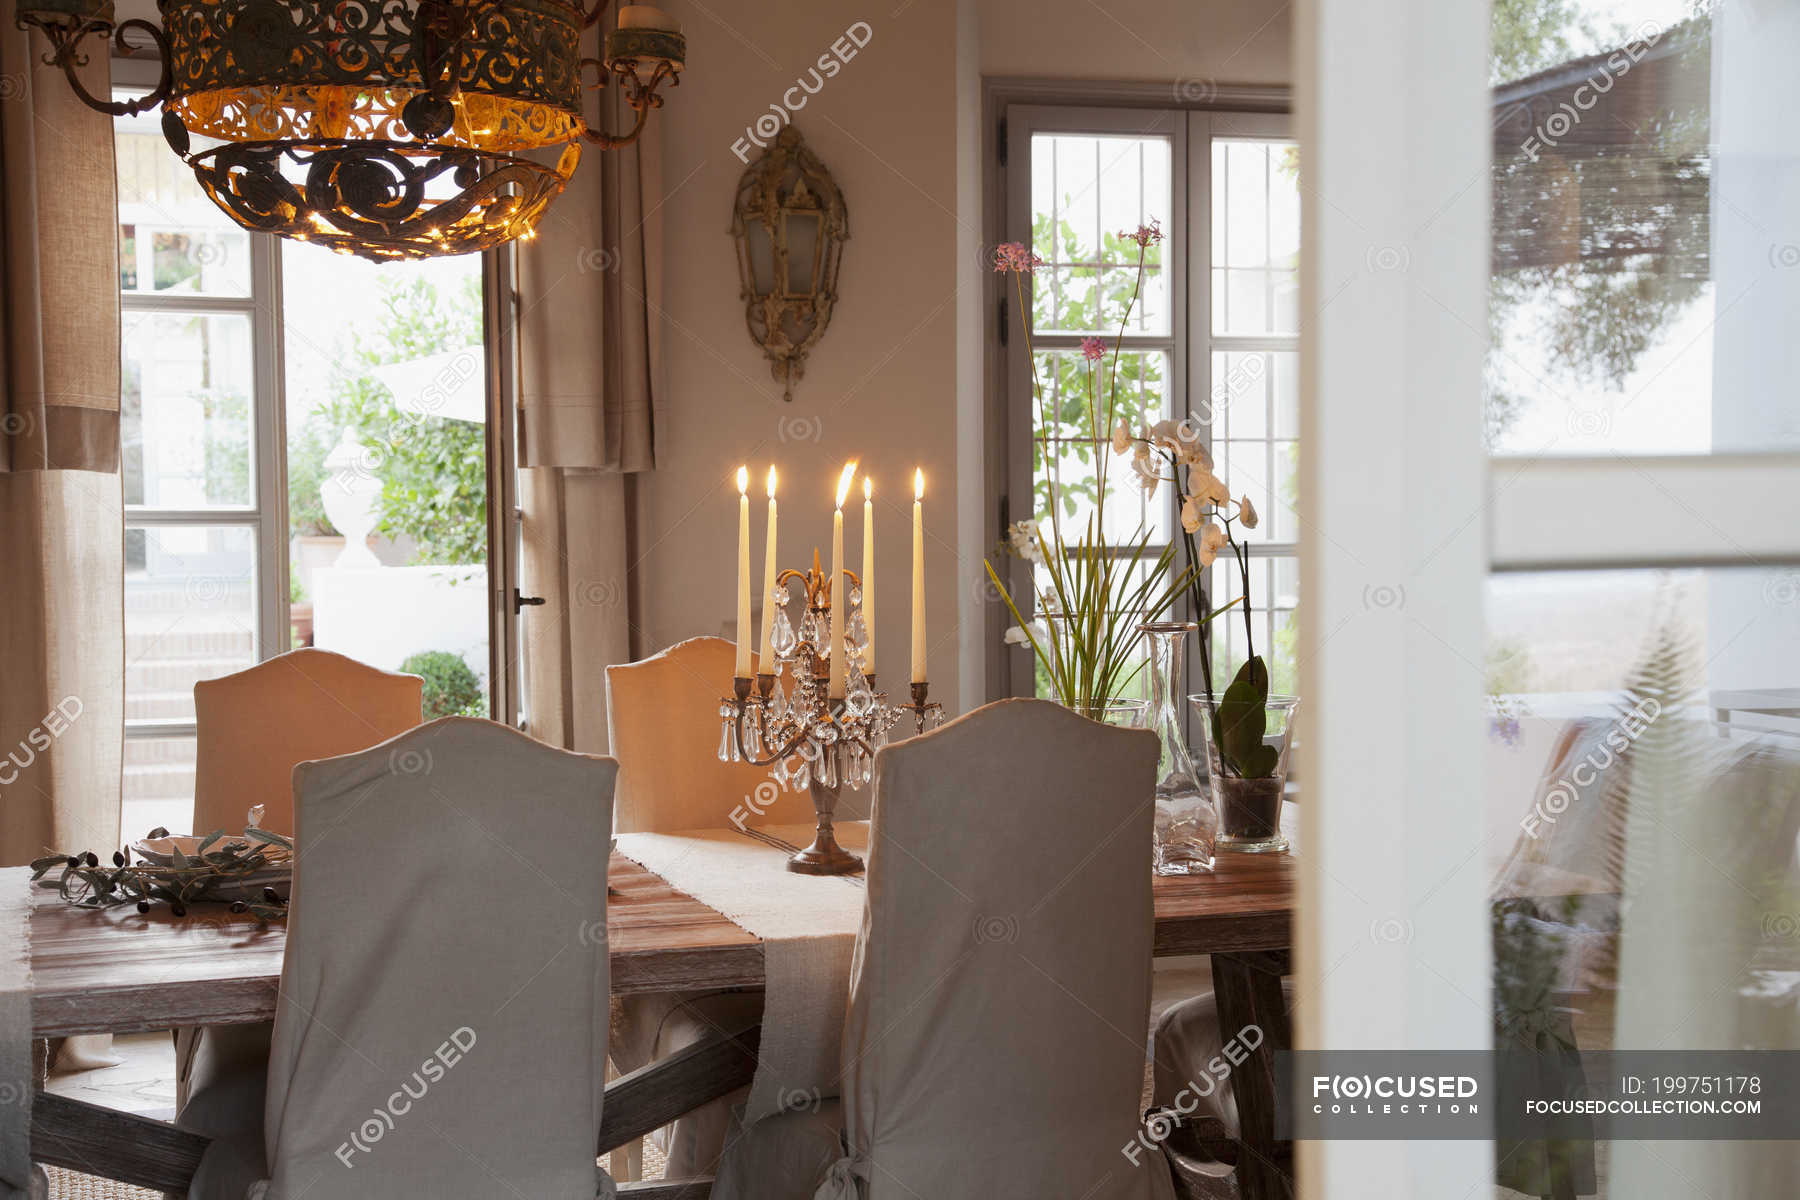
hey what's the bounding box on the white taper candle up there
[757,466,779,670]
[861,475,875,676]
[910,469,925,683]
[734,466,752,678]
[829,462,857,699]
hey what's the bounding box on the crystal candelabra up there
[718,550,942,874]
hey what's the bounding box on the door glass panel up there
[122,311,254,509]
[114,101,252,297]
[1489,2,1800,455]
[282,244,490,713]
[124,525,258,726]
[1211,139,1301,335]
[1029,132,1172,334]
[1485,566,1800,1197]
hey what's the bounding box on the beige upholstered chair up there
[604,636,815,1181]
[175,649,422,1129]
[605,634,817,833]
[712,698,1177,1200]
[191,647,424,837]
[185,718,619,1199]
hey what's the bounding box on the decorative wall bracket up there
[731,127,848,402]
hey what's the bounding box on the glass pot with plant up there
[1124,427,1295,853]
[986,224,1236,870]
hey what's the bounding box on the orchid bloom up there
[1238,494,1259,530]
[1111,418,1132,455]
[1196,521,1228,568]
[993,242,1044,274]
[1189,468,1231,507]
[1131,452,1160,494]
[1005,518,1045,564]
[1180,494,1203,535]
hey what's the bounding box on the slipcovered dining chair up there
[184,718,619,1200]
[175,649,423,1127]
[604,636,816,1180]
[192,647,424,838]
[712,697,1178,1200]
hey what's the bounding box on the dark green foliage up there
[401,649,486,719]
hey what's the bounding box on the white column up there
[1297,0,1492,1196]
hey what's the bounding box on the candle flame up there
[834,461,858,510]
[736,465,749,495]
[863,476,873,501]
[914,469,925,501]
[766,465,778,496]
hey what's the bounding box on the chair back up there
[842,698,1166,1199]
[261,718,616,1199]
[606,636,815,832]
[192,648,423,837]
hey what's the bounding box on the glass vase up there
[1139,622,1217,874]
[1191,693,1298,853]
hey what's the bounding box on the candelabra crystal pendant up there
[716,552,920,874]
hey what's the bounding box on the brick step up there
[124,692,196,721]
[125,628,256,659]
[124,738,195,766]
[125,657,254,693]
[122,763,194,803]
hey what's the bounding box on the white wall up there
[977,0,1291,83]
[639,0,1292,714]
[636,1,965,707]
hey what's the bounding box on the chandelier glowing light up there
[14,0,685,260]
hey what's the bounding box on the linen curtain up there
[0,28,123,869]
[516,44,661,755]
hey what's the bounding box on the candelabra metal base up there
[787,778,863,875]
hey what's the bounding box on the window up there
[1000,105,1297,698]
[114,89,505,840]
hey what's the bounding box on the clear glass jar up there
[1140,622,1217,874]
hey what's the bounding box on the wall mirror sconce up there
[731,126,847,402]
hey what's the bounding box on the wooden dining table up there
[26,829,1296,1200]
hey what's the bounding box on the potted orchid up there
[985,223,1233,722]
[1123,428,1295,853]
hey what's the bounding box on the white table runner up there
[613,822,868,1124]
[1,868,40,1200]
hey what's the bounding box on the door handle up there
[513,588,546,614]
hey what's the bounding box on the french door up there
[1300,1,1800,1197]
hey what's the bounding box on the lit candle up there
[861,475,875,677]
[757,466,779,671]
[911,469,926,683]
[829,461,857,699]
[734,466,752,678]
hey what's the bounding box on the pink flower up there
[1122,219,1164,249]
[993,242,1044,274]
[1079,337,1107,362]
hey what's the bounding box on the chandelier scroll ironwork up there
[13,0,687,260]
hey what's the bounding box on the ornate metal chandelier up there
[14,0,685,260]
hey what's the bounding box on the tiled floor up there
[46,1033,177,1119]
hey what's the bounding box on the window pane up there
[114,100,251,297]
[1032,348,1170,544]
[1205,553,1299,695]
[125,525,258,726]
[282,243,490,712]
[1209,351,1298,544]
[122,312,254,509]
[1485,567,1800,1197]
[1030,132,1172,335]
[1488,6,1800,455]
[1212,139,1300,335]
[122,736,196,845]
